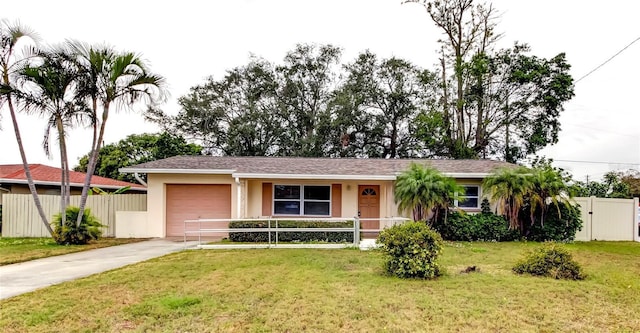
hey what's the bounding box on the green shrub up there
[513,242,585,280]
[51,206,104,245]
[432,210,519,242]
[228,220,354,243]
[378,221,443,279]
[520,203,582,242]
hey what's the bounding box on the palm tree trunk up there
[57,118,68,226]
[7,97,53,235]
[76,102,109,226]
[59,158,66,226]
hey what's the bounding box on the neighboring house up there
[0,164,146,203]
[119,156,513,238]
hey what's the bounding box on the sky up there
[2,0,639,182]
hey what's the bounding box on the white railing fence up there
[183,217,410,249]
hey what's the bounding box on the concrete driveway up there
[0,239,195,300]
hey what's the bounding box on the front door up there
[358,185,380,238]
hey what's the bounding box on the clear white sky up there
[2,0,639,181]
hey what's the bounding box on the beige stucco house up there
[118,156,512,238]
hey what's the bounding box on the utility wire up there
[575,36,640,83]
[553,159,640,165]
[562,122,639,138]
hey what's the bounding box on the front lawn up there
[1,241,639,332]
[0,237,148,266]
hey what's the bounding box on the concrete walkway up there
[0,239,195,300]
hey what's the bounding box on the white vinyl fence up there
[1,194,147,237]
[574,196,639,241]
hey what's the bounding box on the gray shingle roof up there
[121,156,514,177]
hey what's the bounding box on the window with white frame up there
[273,185,331,216]
[456,185,480,209]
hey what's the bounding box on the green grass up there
[0,237,148,266]
[1,241,639,332]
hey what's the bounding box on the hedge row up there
[432,211,519,242]
[519,203,582,242]
[228,220,354,243]
[432,203,582,242]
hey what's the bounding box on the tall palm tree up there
[68,42,167,226]
[482,166,532,230]
[19,49,90,225]
[0,20,53,235]
[395,163,463,223]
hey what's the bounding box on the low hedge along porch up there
[227,220,354,243]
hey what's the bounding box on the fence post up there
[354,217,360,245]
[634,197,639,242]
[268,217,272,247]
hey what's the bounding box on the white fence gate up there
[1,194,147,237]
[574,196,639,241]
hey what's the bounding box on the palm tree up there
[19,48,90,225]
[395,163,463,223]
[0,20,53,235]
[528,166,573,226]
[482,166,532,230]
[68,42,167,226]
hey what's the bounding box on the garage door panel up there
[166,184,231,237]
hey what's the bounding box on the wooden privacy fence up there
[1,194,147,237]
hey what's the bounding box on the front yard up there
[1,241,639,332]
[0,237,147,266]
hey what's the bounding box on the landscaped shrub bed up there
[432,203,582,242]
[519,204,582,242]
[432,210,519,242]
[228,220,354,243]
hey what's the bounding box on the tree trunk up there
[76,101,109,226]
[440,49,452,146]
[504,98,512,163]
[57,117,70,222]
[6,96,53,235]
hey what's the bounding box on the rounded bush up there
[51,207,104,245]
[512,242,585,280]
[378,221,443,279]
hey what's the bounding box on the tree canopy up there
[572,170,638,199]
[75,132,201,184]
[152,2,575,162]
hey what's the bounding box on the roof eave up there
[231,173,397,181]
[0,178,146,191]
[119,168,236,175]
[443,172,491,179]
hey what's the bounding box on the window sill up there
[458,208,481,213]
[271,215,332,218]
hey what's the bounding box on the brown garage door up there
[166,184,232,237]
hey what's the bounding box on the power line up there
[575,36,640,83]
[553,159,640,166]
[562,122,639,138]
